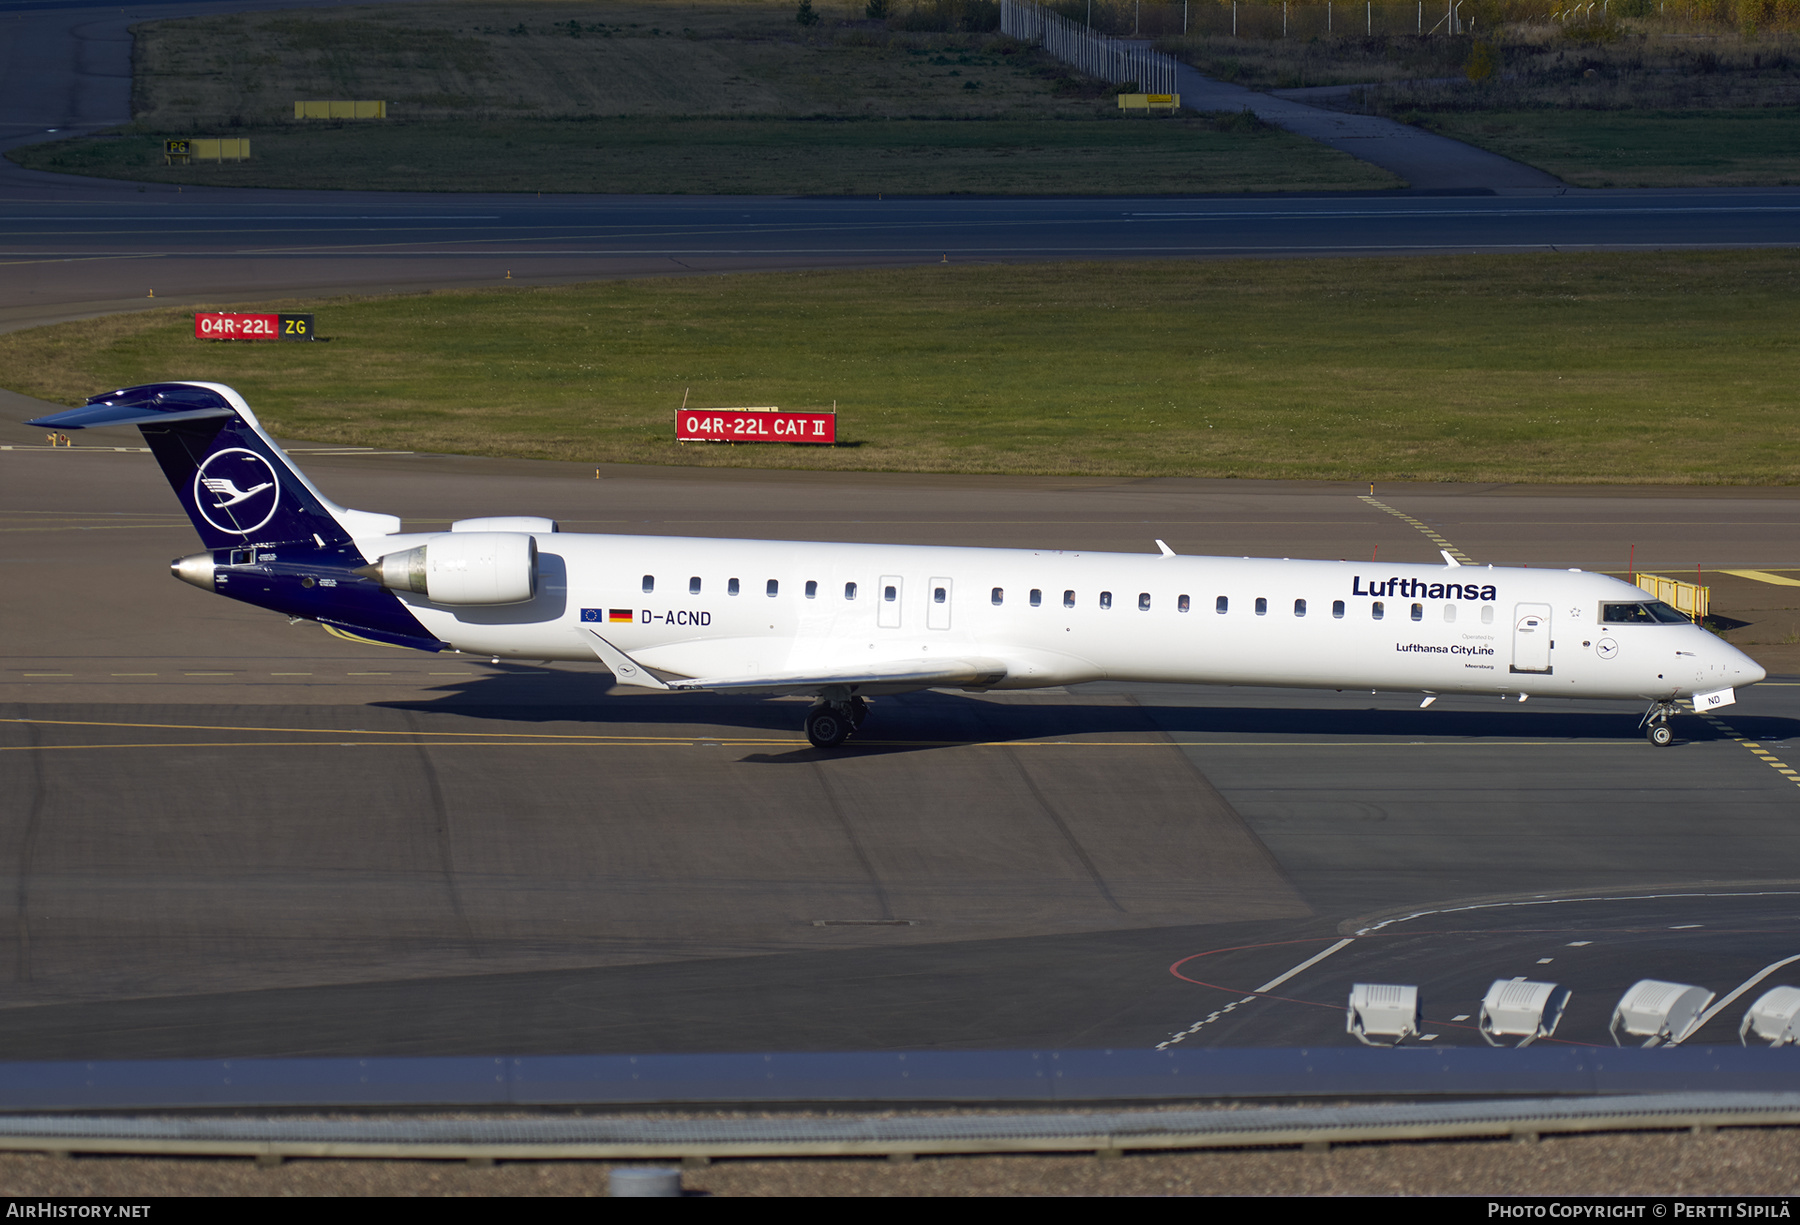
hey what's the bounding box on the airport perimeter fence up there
[1177,1,1481,37]
[1033,0,1797,39]
[1028,0,1486,38]
[1000,0,1181,93]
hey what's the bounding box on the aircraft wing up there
[582,630,1007,695]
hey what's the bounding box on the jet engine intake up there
[361,532,537,605]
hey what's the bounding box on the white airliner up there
[30,382,1764,748]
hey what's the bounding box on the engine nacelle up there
[450,516,558,534]
[362,532,538,605]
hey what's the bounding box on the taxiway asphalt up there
[5,407,1800,1057]
[7,183,1800,337]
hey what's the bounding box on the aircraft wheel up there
[806,705,852,749]
[1648,723,1675,747]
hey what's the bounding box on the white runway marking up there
[1158,937,1355,1049]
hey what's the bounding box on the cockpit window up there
[1603,601,1689,624]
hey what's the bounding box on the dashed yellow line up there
[1360,495,1476,565]
[0,716,731,744]
[1694,710,1800,791]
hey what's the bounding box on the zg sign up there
[194,313,315,341]
[677,407,836,445]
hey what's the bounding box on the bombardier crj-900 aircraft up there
[31,383,1765,749]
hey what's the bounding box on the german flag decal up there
[609,609,634,623]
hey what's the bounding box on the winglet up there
[583,629,670,690]
[1441,550,1462,568]
[1155,539,1176,557]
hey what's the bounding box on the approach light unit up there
[1739,985,1800,1047]
[1346,983,1419,1047]
[1609,979,1716,1047]
[1477,979,1570,1047]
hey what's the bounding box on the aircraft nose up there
[1727,641,1766,686]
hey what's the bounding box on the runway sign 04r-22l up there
[194,312,315,341]
[677,406,836,445]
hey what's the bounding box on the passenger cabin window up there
[845,581,858,600]
[1138,593,1151,611]
[992,587,1004,605]
[1099,591,1113,610]
[1294,598,1307,617]
[728,578,740,596]
[1063,590,1076,608]
[1373,601,1385,620]
[688,576,701,596]
[642,575,654,594]
[766,579,779,597]
[1481,604,1493,624]
[1443,604,1456,623]
[1255,597,1267,616]
[1332,600,1345,619]
[884,584,897,602]
[1410,603,1423,621]
[1030,589,1042,607]
[805,580,818,599]
[933,586,947,604]
[1216,596,1228,614]
[1178,595,1190,613]
[1603,601,1689,624]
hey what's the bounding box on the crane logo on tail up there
[202,476,273,508]
[192,448,280,536]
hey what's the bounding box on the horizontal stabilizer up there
[28,402,233,430]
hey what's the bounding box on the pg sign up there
[677,407,836,445]
[194,313,315,341]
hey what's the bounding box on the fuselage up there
[354,532,1762,702]
[35,382,1764,747]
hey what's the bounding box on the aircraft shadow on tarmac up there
[376,669,1800,758]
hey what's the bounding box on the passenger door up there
[1511,604,1553,674]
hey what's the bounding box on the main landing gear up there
[1641,699,1679,747]
[805,695,868,750]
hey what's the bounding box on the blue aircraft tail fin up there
[27,382,396,553]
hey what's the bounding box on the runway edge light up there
[1477,980,1569,1047]
[1609,979,1716,1047]
[1739,985,1800,1047]
[1346,983,1419,1047]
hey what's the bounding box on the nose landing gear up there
[805,695,869,750]
[1641,699,1679,747]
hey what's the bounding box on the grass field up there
[1160,20,1800,187]
[6,1,1391,193]
[121,1,1058,126]
[5,252,1799,484]
[16,114,1389,195]
[1413,108,1800,187]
